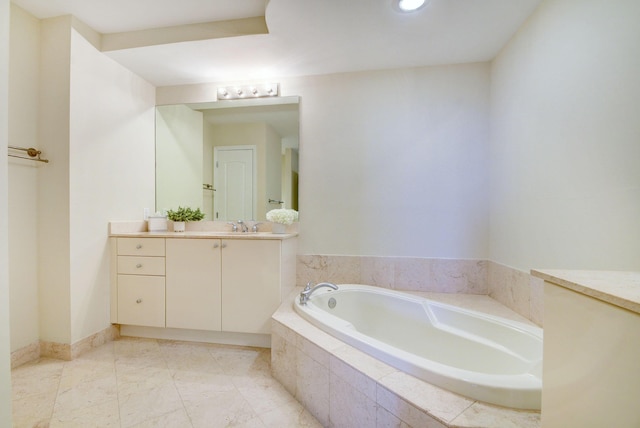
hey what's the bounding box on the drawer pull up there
[136,244,142,249]
[136,298,142,304]
[136,264,143,268]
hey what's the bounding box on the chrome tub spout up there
[299,282,338,305]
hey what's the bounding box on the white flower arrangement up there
[266,208,299,225]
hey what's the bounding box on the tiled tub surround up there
[298,255,544,326]
[272,288,541,427]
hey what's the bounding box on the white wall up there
[8,4,40,352]
[490,0,640,271]
[0,0,14,422]
[69,29,155,343]
[290,65,490,257]
[159,63,491,259]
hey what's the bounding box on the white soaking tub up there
[293,284,542,410]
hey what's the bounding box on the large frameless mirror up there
[155,96,299,221]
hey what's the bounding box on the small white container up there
[147,216,167,232]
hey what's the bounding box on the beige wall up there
[7,10,156,349]
[8,4,40,352]
[264,124,283,217]
[38,15,72,344]
[489,0,640,272]
[0,0,13,423]
[160,62,492,259]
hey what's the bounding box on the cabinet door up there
[165,238,222,331]
[221,239,281,334]
[117,275,165,327]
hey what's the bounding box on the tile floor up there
[11,337,322,427]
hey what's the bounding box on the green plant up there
[166,206,205,222]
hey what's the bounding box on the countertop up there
[108,221,298,240]
[531,269,640,315]
[109,231,297,240]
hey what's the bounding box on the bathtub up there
[293,284,542,410]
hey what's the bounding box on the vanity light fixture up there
[217,83,280,100]
[395,0,429,12]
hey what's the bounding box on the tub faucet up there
[299,282,338,305]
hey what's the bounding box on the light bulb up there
[397,0,426,12]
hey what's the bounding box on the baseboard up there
[11,325,121,368]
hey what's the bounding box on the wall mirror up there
[155,96,299,221]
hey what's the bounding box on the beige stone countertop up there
[108,221,298,240]
[109,231,297,240]
[531,269,640,315]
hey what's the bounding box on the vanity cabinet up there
[110,232,297,339]
[114,238,166,327]
[165,238,222,331]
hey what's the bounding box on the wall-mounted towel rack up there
[268,198,284,205]
[203,183,215,191]
[8,145,49,163]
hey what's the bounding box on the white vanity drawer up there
[118,256,165,276]
[117,238,165,256]
[117,275,165,327]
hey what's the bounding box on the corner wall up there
[0,0,14,423]
[68,29,155,344]
[489,0,640,272]
[38,15,72,345]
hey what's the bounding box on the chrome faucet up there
[227,222,238,232]
[299,282,338,305]
[237,220,249,233]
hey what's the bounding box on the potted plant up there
[166,206,205,232]
[266,208,298,234]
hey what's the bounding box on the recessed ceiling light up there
[396,0,427,12]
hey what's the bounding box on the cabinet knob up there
[136,263,143,268]
[136,244,142,249]
[221,243,227,248]
[213,243,219,248]
[136,298,142,304]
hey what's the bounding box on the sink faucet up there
[299,282,338,305]
[237,220,249,233]
[227,222,238,232]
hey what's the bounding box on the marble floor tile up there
[11,337,320,428]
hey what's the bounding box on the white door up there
[214,147,256,221]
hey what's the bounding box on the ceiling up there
[12,0,541,87]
